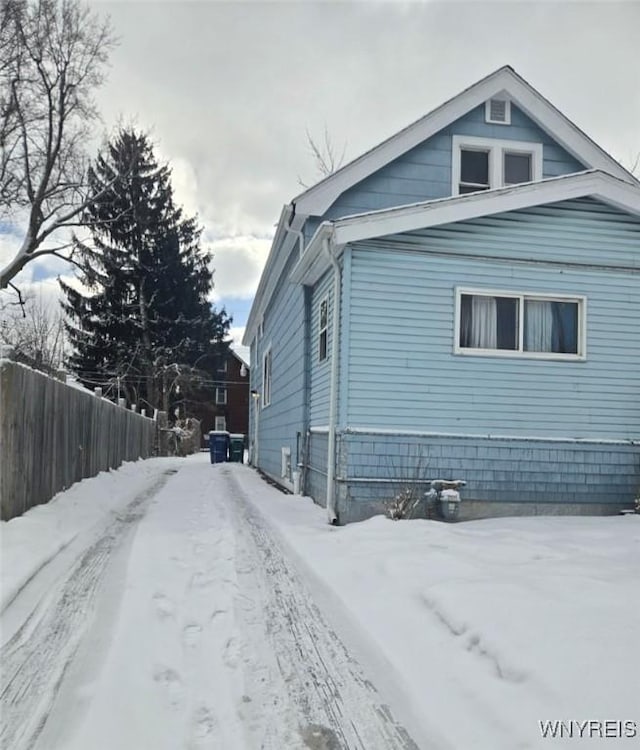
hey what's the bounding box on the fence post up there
[156,411,169,456]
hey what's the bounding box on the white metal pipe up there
[323,235,341,524]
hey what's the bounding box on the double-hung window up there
[453,136,542,195]
[455,288,585,359]
[318,298,328,362]
[216,387,227,405]
[262,348,272,407]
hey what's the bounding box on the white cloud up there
[0,231,21,270]
[206,235,271,302]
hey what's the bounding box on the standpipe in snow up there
[323,235,341,525]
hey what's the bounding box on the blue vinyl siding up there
[309,269,333,425]
[252,243,306,480]
[323,104,585,220]
[346,199,640,439]
[334,432,638,523]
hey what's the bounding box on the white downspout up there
[324,235,341,524]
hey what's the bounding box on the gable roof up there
[244,66,638,345]
[291,170,640,285]
[292,66,637,217]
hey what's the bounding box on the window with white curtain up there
[456,289,585,359]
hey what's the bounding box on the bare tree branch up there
[297,124,347,188]
[0,287,66,370]
[7,280,26,314]
[0,0,134,291]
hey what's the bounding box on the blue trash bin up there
[209,430,229,463]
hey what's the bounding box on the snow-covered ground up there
[1,454,638,749]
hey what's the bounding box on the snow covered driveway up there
[1,457,419,750]
[2,454,638,749]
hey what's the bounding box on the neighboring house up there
[187,349,250,446]
[243,65,640,524]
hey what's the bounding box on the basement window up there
[455,288,585,360]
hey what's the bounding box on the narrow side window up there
[262,349,272,407]
[319,298,328,362]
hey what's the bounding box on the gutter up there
[323,233,341,524]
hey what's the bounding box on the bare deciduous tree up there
[0,0,126,291]
[298,125,347,188]
[0,289,65,373]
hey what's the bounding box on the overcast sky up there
[3,0,639,359]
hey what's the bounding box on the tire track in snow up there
[0,471,175,750]
[221,467,422,750]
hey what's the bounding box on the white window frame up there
[453,287,587,361]
[452,135,543,196]
[262,347,272,408]
[216,387,227,405]
[214,416,226,431]
[318,296,329,363]
[217,359,228,373]
[485,98,511,125]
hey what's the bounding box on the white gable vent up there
[485,98,511,125]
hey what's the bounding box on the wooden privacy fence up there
[0,360,156,521]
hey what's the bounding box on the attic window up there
[504,152,532,184]
[459,150,490,194]
[452,136,542,195]
[485,98,511,125]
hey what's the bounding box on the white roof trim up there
[242,204,306,345]
[290,171,640,285]
[293,66,636,217]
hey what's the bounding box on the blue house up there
[243,66,640,524]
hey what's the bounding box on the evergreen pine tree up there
[61,129,231,414]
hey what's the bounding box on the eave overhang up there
[242,204,308,346]
[292,66,637,218]
[290,170,640,286]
